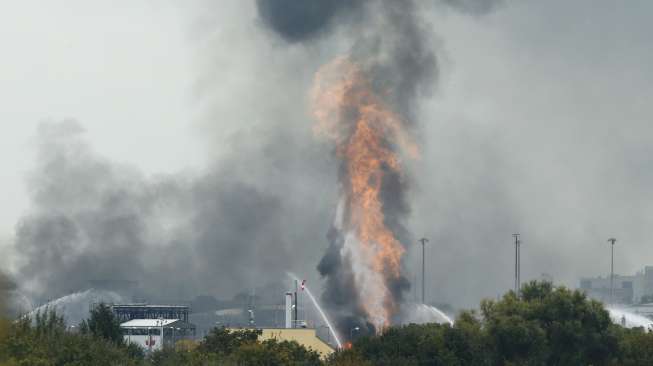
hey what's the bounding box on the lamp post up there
[419,238,429,304]
[512,233,521,296]
[147,327,152,352]
[608,238,617,305]
[350,326,360,341]
[158,318,164,349]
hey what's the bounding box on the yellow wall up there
[231,328,335,358]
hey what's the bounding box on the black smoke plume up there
[256,0,363,42]
[257,0,437,335]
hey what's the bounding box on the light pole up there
[158,318,164,349]
[512,234,521,296]
[419,238,429,304]
[350,326,360,340]
[608,238,617,305]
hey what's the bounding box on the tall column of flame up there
[311,57,417,331]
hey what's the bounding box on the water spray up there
[287,272,343,348]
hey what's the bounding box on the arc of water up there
[423,304,454,326]
[287,273,343,349]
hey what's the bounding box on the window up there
[130,328,148,336]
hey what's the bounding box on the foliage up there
[5,282,653,365]
[328,281,653,366]
[79,303,123,345]
[0,309,141,366]
[196,326,261,355]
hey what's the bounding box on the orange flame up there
[311,57,417,331]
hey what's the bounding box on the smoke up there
[12,119,333,305]
[0,272,14,316]
[2,0,510,326]
[439,0,505,16]
[255,0,437,334]
[255,0,363,42]
[255,0,505,335]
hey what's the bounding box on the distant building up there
[111,304,190,323]
[228,328,334,359]
[121,318,195,352]
[580,266,653,304]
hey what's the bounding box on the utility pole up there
[419,238,429,304]
[294,280,298,328]
[513,234,521,295]
[608,238,616,305]
[413,273,418,303]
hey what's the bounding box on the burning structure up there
[267,0,439,334]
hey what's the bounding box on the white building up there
[121,319,195,352]
[580,266,653,304]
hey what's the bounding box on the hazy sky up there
[2,0,653,308]
[0,1,201,238]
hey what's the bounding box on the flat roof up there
[113,304,189,308]
[121,319,180,327]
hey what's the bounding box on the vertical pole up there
[422,242,425,304]
[518,239,521,293]
[294,280,298,328]
[611,243,614,304]
[413,273,417,303]
[513,234,520,295]
[608,238,616,305]
[285,292,292,329]
[419,238,429,304]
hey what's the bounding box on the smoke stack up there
[285,292,293,328]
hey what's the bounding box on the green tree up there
[0,309,142,366]
[613,327,653,365]
[481,281,619,365]
[79,303,123,345]
[196,326,261,355]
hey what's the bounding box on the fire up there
[311,57,417,331]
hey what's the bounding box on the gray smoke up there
[13,119,334,305]
[439,0,505,16]
[8,0,510,328]
[0,271,15,317]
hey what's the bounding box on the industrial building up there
[110,303,196,351]
[580,266,653,304]
[121,318,195,352]
[111,304,191,323]
[227,292,335,358]
[228,327,334,359]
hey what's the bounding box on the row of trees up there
[331,282,653,365]
[3,282,653,365]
